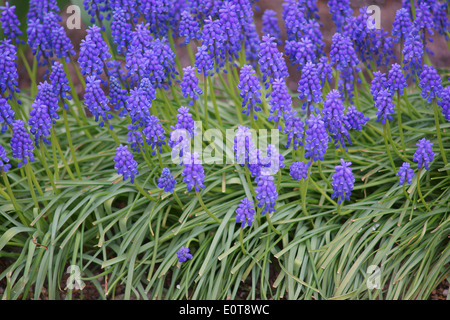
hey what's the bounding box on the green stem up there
[63,109,82,180]
[383,123,396,172]
[416,168,430,211]
[2,171,27,226]
[396,92,406,154]
[196,191,222,223]
[264,211,281,235]
[203,76,209,129]
[39,141,59,194]
[208,75,223,127]
[135,180,158,202]
[239,228,247,255]
[432,99,448,168]
[25,163,40,210]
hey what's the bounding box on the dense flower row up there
[0,0,448,264]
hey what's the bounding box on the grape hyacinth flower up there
[258,35,289,89]
[0,144,11,172]
[11,120,35,167]
[375,88,395,125]
[180,66,203,106]
[158,167,177,193]
[285,37,317,70]
[397,162,415,185]
[0,39,20,100]
[179,10,201,44]
[0,97,14,133]
[126,124,144,153]
[328,0,353,32]
[304,114,329,163]
[169,107,196,163]
[0,2,23,44]
[413,3,434,54]
[201,17,226,73]
[392,8,413,43]
[84,76,113,128]
[402,28,423,80]
[343,106,370,131]
[316,56,333,88]
[49,61,72,110]
[284,111,305,150]
[262,9,282,45]
[182,151,205,192]
[438,86,450,122]
[290,161,309,181]
[255,174,278,216]
[235,198,255,228]
[387,63,408,95]
[322,90,351,150]
[143,115,166,156]
[111,8,132,54]
[419,65,443,103]
[126,86,152,126]
[28,99,52,146]
[195,45,214,77]
[330,33,361,74]
[282,0,306,41]
[297,61,322,112]
[177,246,192,263]
[83,0,112,30]
[114,144,139,184]
[50,24,76,62]
[413,138,434,171]
[331,159,355,205]
[238,64,262,119]
[217,1,242,61]
[78,25,112,78]
[268,78,293,126]
[36,81,59,122]
[108,76,128,117]
[370,71,388,100]
[234,125,255,166]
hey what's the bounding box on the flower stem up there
[196,191,222,223]
[396,92,406,154]
[265,211,281,235]
[432,99,448,168]
[383,123,396,172]
[416,168,430,211]
[63,109,82,179]
[39,141,59,194]
[2,171,27,225]
[207,75,223,127]
[239,228,247,255]
[25,162,40,210]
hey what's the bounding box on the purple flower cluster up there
[78,25,112,78]
[290,161,309,181]
[238,64,262,119]
[375,88,395,125]
[413,138,434,170]
[331,159,355,205]
[262,10,282,45]
[235,198,255,228]
[304,114,329,163]
[181,66,203,106]
[0,97,14,133]
[0,2,23,44]
[158,167,177,193]
[268,78,293,125]
[28,99,52,146]
[0,144,11,172]
[258,35,289,89]
[182,152,205,192]
[387,63,408,95]
[177,246,192,263]
[284,111,305,150]
[419,65,443,103]
[0,39,20,99]
[397,162,415,185]
[438,86,450,122]
[114,144,139,183]
[255,174,278,216]
[50,61,72,110]
[11,120,35,168]
[143,115,166,156]
[179,10,200,44]
[84,76,113,129]
[297,62,322,111]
